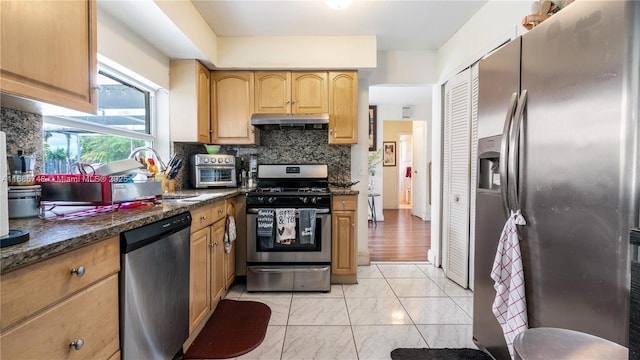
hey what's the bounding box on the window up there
[43,64,157,174]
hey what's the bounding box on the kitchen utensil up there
[70,162,95,175]
[204,144,221,154]
[7,150,36,174]
[168,158,183,179]
[7,150,36,186]
[8,185,41,218]
[94,158,145,176]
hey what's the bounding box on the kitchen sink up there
[162,197,201,204]
[162,194,220,203]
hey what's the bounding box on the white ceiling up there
[99,0,487,106]
[191,0,486,51]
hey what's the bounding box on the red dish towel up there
[405,166,412,178]
[491,209,528,359]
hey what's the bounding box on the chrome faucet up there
[128,147,167,171]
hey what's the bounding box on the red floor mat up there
[184,299,271,359]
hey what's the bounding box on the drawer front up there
[191,205,214,232]
[211,201,226,223]
[332,195,357,211]
[1,236,120,330]
[1,274,120,360]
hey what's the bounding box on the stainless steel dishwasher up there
[120,212,191,360]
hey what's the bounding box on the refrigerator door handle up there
[500,92,519,212]
[509,89,528,210]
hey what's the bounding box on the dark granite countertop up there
[2,187,358,273]
[329,188,360,195]
[2,189,241,273]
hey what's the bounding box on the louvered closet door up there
[443,68,474,288]
[468,64,479,290]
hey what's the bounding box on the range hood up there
[250,113,329,129]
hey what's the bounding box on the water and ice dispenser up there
[478,135,502,191]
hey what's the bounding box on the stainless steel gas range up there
[246,164,331,292]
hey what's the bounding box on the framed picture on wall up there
[383,141,396,167]
[368,105,377,151]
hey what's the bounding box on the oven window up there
[200,168,234,182]
[256,217,323,252]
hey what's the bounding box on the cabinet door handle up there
[201,215,207,221]
[291,99,296,104]
[285,99,291,104]
[209,242,214,248]
[70,266,85,277]
[69,339,84,350]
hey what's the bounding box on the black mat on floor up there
[391,348,493,360]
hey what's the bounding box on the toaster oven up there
[190,154,237,188]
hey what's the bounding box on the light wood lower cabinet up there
[211,217,226,306]
[224,201,238,288]
[1,275,119,360]
[189,226,211,333]
[0,237,120,360]
[188,199,236,335]
[331,194,358,283]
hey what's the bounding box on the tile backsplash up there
[0,107,44,174]
[0,107,352,189]
[174,128,351,189]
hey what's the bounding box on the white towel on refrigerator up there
[491,209,528,359]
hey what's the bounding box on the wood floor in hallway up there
[368,209,431,262]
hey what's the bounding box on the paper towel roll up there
[1,131,9,237]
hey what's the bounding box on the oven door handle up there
[247,208,331,215]
[249,266,330,273]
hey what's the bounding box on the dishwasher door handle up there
[249,266,330,273]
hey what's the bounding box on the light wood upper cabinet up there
[292,72,328,114]
[254,71,328,114]
[0,0,98,114]
[211,71,259,145]
[328,71,358,144]
[170,60,211,143]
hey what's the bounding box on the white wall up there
[430,0,531,265]
[97,10,170,90]
[97,10,172,161]
[368,50,438,85]
[355,78,372,265]
[217,36,377,70]
[437,1,530,82]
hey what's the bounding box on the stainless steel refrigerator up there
[473,2,639,359]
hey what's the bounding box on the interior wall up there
[382,120,413,209]
[97,9,170,89]
[430,0,531,266]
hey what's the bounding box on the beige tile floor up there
[223,262,475,360]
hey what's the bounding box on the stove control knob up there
[267,197,276,204]
[225,158,231,164]
[218,158,224,164]
[203,158,209,163]
[300,197,309,204]
[311,197,319,204]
